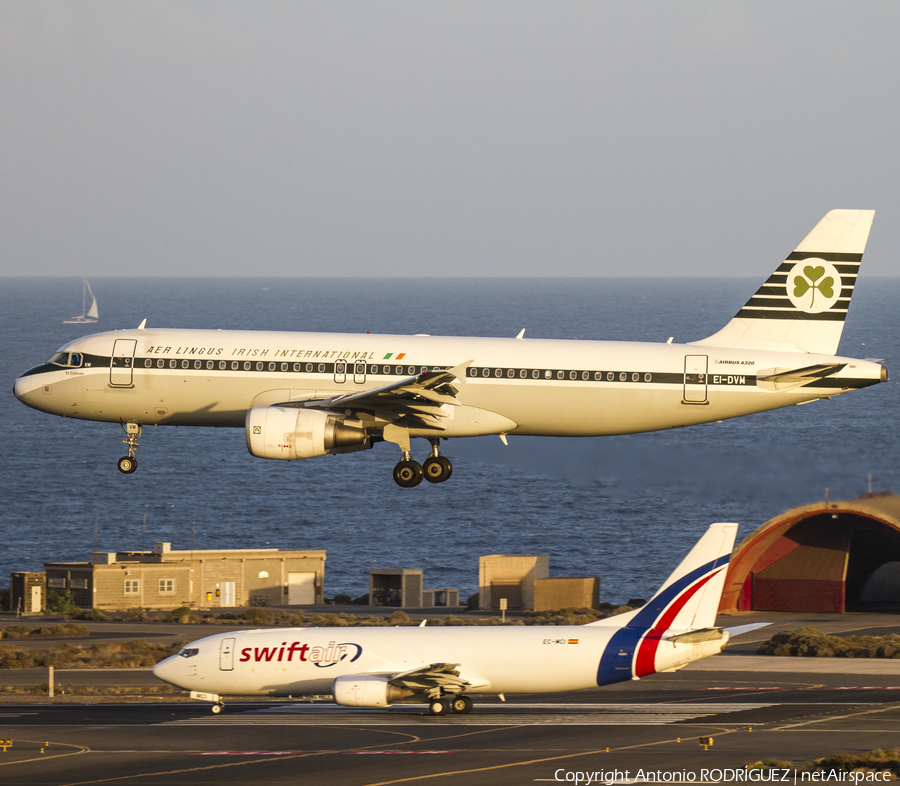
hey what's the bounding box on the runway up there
[3,668,900,786]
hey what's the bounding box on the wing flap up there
[387,662,490,698]
[271,360,473,431]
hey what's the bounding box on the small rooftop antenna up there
[868,471,873,494]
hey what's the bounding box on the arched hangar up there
[720,493,900,613]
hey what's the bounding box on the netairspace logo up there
[552,770,891,784]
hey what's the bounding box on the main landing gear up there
[428,694,473,716]
[393,440,453,488]
[117,422,141,474]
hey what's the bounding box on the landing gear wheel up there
[423,456,453,484]
[451,695,473,714]
[211,702,224,715]
[428,697,451,716]
[117,456,138,474]
[393,460,424,488]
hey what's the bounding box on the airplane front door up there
[220,637,235,671]
[683,355,708,404]
[110,339,137,387]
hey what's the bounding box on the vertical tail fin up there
[592,523,738,684]
[692,210,875,355]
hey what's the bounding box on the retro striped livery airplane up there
[152,523,764,715]
[14,210,886,486]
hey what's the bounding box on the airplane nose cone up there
[152,656,183,687]
[13,374,33,404]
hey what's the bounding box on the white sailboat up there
[64,278,99,324]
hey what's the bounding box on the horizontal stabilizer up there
[664,628,727,645]
[756,363,846,391]
[723,622,772,638]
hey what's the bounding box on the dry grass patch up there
[758,628,900,658]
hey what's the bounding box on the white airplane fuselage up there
[152,623,725,699]
[11,211,889,483]
[152,523,754,715]
[13,327,886,436]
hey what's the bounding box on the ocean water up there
[1,277,898,603]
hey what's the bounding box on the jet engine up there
[245,406,369,460]
[332,674,412,707]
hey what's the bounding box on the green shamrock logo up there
[793,265,835,308]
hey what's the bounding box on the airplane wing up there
[386,662,489,699]
[279,360,472,431]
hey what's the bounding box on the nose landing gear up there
[117,422,141,474]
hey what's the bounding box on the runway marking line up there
[56,726,425,785]
[357,727,745,786]
[0,739,89,768]
[773,702,900,731]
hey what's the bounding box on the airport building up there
[9,571,45,615]
[43,543,326,611]
[478,554,550,610]
[368,569,460,608]
[720,491,900,613]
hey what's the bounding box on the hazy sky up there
[2,1,899,277]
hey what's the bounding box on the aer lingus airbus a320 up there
[14,210,886,487]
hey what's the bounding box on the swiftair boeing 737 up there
[152,523,767,716]
[14,210,887,487]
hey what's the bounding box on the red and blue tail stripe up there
[595,553,730,686]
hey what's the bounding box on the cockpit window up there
[47,352,83,368]
[178,648,199,659]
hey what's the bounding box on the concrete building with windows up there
[44,542,326,611]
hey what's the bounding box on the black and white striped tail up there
[693,210,875,355]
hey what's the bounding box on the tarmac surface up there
[2,612,900,785]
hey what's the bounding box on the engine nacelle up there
[332,674,411,707]
[245,406,369,460]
